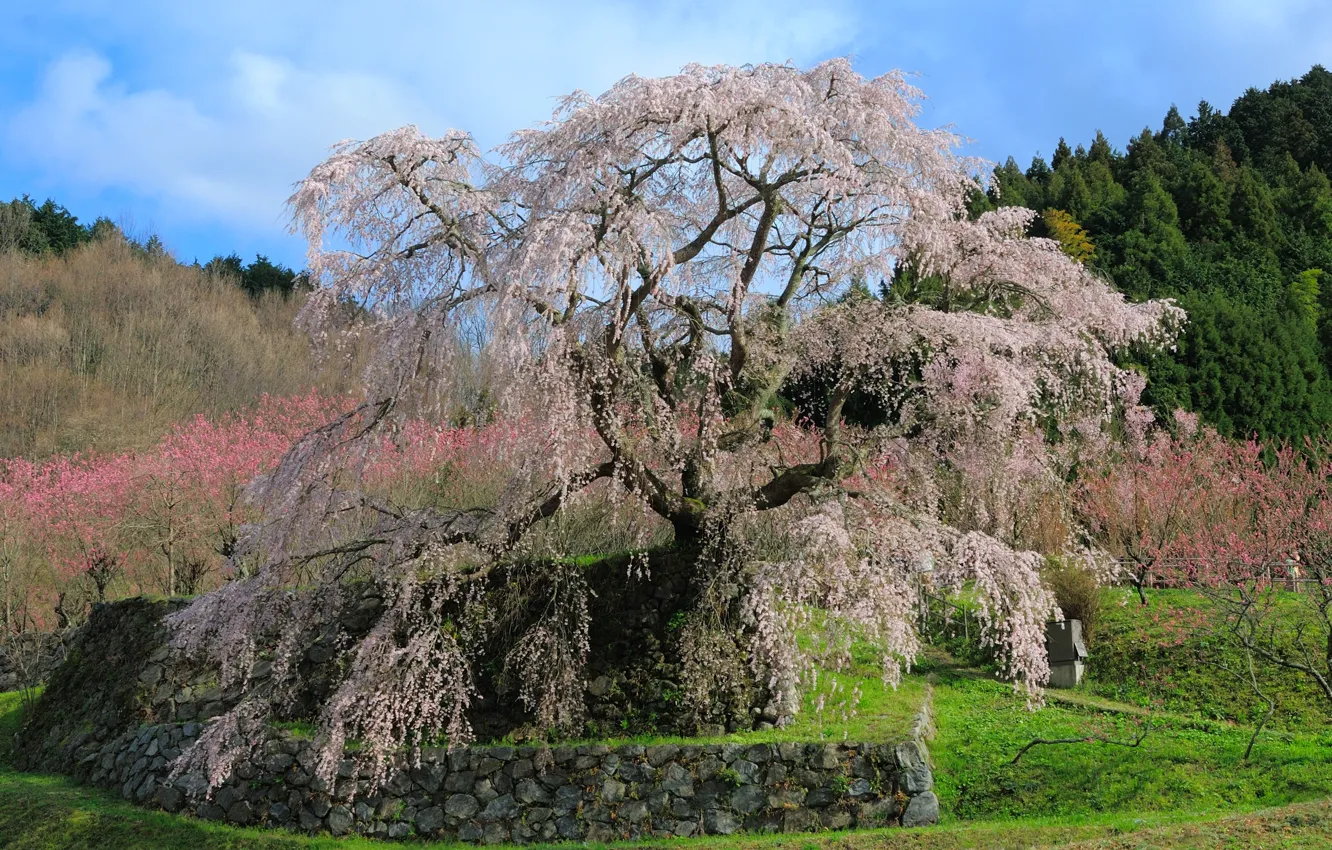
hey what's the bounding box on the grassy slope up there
[1086,587,1332,729]
[928,669,1332,822]
[924,587,1332,824]
[6,670,1332,848]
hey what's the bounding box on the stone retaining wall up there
[42,719,937,843]
[19,597,940,843]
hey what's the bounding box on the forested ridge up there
[979,64,1332,440]
[0,194,307,299]
[0,200,356,458]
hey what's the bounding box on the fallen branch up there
[1010,724,1152,764]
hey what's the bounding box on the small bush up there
[1043,556,1102,641]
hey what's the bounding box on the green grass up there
[1086,586,1332,729]
[0,688,38,765]
[930,669,1332,822]
[0,768,395,849]
[3,764,1332,849]
[7,586,1332,847]
[3,668,1332,848]
[269,721,317,739]
[573,658,924,748]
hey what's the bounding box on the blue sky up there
[4,0,1332,269]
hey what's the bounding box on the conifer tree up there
[1230,165,1279,244]
[1176,156,1231,243]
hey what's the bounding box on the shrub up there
[1043,556,1102,641]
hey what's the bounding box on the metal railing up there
[1104,558,1325,592]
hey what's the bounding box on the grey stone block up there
[326,804,353,835]
[600,778,626,803]
[444,793,479,818]
[154,785,184,813]
[704,808,741,835]
[443,770,475,792]
[514,778,549,804]
[902,791,940,827]
[782,807,821,833]
[226,801,254,825]
[479,793,519,822]
[416,805,445,833]
[660,762,693,796]
[555,814,583,839]
[731,784,767,813]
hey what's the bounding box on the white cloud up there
[8,49,427,228]
[5,0,860,234]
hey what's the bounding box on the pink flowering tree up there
[0,393,350,630]
[1074,412,1224,603]
[1079,419,1332,750]
[21,452,139,616]
[1077,419,1311,597]
[1177,437,1332,711]
[167,60,1183,790]
[122,392,351,595]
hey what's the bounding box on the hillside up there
[0,237,356,457]
[981,65,1332,441]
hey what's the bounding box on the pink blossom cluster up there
[0,393,349,628]
[1076,421,1332,590]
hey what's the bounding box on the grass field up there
[928,669,1332,822]
[5,670,1332,848]
[1086,587,1332,730]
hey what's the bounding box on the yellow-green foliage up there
[0,239,357,457]
[1290,268,1324,330]
[1041,208,1096,264]
[1041,557,1102,640]
[0,688,33,764]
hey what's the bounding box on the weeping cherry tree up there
[168,59,1183,790]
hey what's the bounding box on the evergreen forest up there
[977,64,1332,440]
